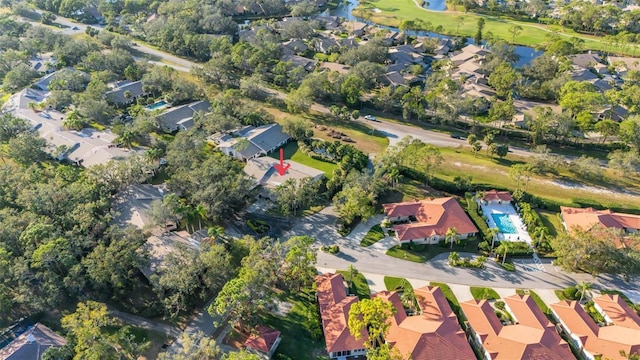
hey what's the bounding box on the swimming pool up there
[491,213,517,234]
[144,100,168,111]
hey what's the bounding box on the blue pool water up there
[145,100,168,111]
[491,213,517,234]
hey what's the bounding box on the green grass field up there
[537,209,563,237]
[358,0,640,55]
[337,269,371,300]
[272,141,337,179]
[386,238,479,263]
[432,146,640,211]
[360,224,386,246]
[470,286,500,300]
[261,289,325,360]
[384,276,414,291]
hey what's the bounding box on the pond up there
[422,0,447,11]
[327,0,542,67]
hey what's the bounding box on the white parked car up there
[364,115,376,121]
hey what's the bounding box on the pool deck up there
[478,202,532,245]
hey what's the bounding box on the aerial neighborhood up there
[2,0,640,359]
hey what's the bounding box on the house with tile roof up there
[560,206,640,235]
[375,286,476,360]
[244,326,282,359]
[383,197,478,244]
[315,273,367,359]
[481,190,513,205]
[551,294,640,360]
[0,323,67,360]
[461,294,573,360]
[216,124,291,161]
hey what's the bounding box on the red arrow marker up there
[273,148,290,176]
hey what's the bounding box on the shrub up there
[321,245,340,254]
[495,301,506,310]
[478,240,491,254]
[585,301,606,324]
[563,286,579,300]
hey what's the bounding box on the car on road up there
[364,115,377,121]
[450,134,464,140]
[71,26,79,30]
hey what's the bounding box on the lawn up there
[380,179,442,203]
[357,0,639,56]
[261,288,325,360]
[470,286,500,300]
[498,260,516,271]
[360,224,385,246]
[337,269,371,300]
[384,276,413,292]
[431,146,640,212]
[386,238,480,263]
[536,209,563,237]
[267,107,389,155]
[271,141,337,179]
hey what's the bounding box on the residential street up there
[284,206,640,299]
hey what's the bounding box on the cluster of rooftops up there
[316,273,640,360]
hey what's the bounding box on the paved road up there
[18,12,589,162]
[109,309,182,338]
[284,206,640,294]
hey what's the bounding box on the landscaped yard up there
[267,106,389,155]
[360,224,385,246]
[260,288,325,360]
[337,269,371,300]
[470,287,500,300]
[384,276,413,292]
[536,209,563,237]
[386,238,480,263]
[271,141,337,179]
[357,0,639,56]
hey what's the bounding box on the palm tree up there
[207,225,225,242]
[145,148,163,164]
[489,227,500,249]
[446,227,459,249]
[496,242,510,264]
[195,204,207,230]
[576,281,593,302]
[27,102,40,112]
[347,264,358,292]
[63,110,84,131]
[116,129,136,149]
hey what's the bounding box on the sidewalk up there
[368,236,397,253]
[344,215,385,244]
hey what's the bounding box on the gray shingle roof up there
[0,323,66,360]
[157,100,211,131]
[106,81,145,105]
[247,123,290,152]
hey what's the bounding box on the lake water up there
[423,0,447,11]
[327,0,542,67]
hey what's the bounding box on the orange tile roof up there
[561,206,640,234]
[375,286,476,360]
[315,273,367,354]
[244,326,281,354]
[482,190,513,203]
[461,294,572,360]
[551,295,640,360]
[384,197,478,242]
